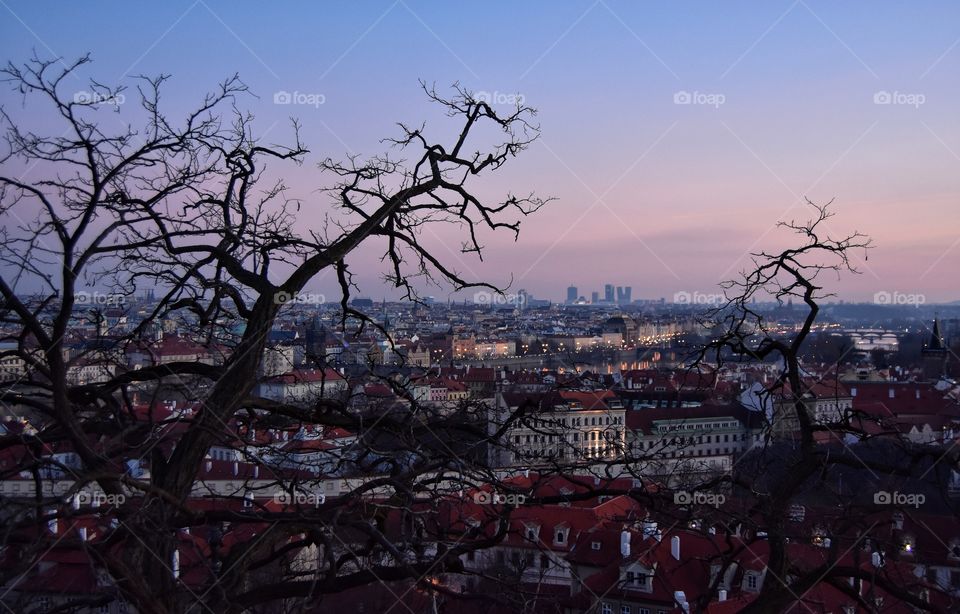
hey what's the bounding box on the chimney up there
[172,549,180,578]
[620,530,631,557]
[916,388,921,399]
[78,527,88,541]
[889,388,895,399]
[205,460,213,472]
[671,535,681,560]
[718,589,727,602]
[871,551,884,568]
[232,461,239,476]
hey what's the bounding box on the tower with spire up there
[921,318,948,382]
[304,314,327,363]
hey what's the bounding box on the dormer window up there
[892,511,904,530]
[555,527,569,544]
[525,525,540,542]
[744,572,761,591]
[623,565,653,592]
[591,541,601,550]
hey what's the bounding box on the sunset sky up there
[2,1,958,303]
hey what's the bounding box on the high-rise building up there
[566,286,578,304]
[617,286,632,304]
[604,284,614,304]
[591,291,600,304]
[517,289,529,310]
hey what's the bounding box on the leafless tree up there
[0,54,548,613]
[1,54,956,614]
[688,200,957,613]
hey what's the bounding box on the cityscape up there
[1,3,959,614]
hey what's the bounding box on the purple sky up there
[1,1,958,303]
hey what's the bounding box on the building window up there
[601,604,612,614]
[592,541,601,550]
[746,573,758,590]
[621,607,632,614]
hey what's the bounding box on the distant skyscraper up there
[518,289,529,310]
[567,286,578,304]
[591,291,600,304]
[604,284,614,304]
[617,286,632,304]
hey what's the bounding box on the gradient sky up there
[1,1,958,303]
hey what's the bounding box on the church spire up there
[929,318,944,351]
[922,318,948,382]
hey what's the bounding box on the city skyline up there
[2,4,960,611]
[0,2,958,303]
